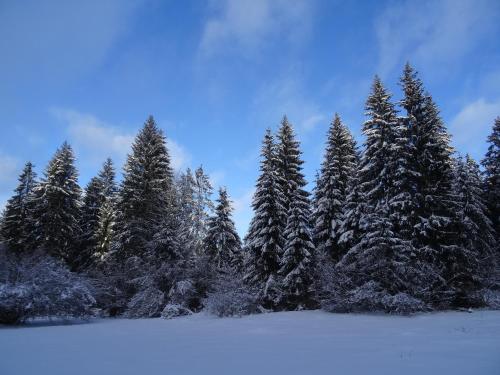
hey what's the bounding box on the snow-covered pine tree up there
[204,187,242,270]
[174,166,213,259]
[337,160,365,254]
[79,177,105,267]
[313,114,357,262]
[94,197,116,262]
[191,166,214,254]
[276,116,308,218]
[203,189,255,318]
[99,158,117,198]
[481,117,500,246]
[29,142,82,263]
[273,116,316,310]
[0,162,37,252]
[78,159,118,269]
[400,63,456,304]
[175,169,197,252]
[279,188,316,310]
[113,116,175,260]
[448,155,496,306]
[244,129,287,309]
[331,77,424,313]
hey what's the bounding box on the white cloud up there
[51,108,190,172]
[252,70,326,134]
[51,108,134,168]
[0,153,20,211]
[208,170,226,188]
[199,0,313,57]
[168,140,191,171]
[232,187,255,237]
[302,114,326,132]
[450,98,500,157]
[375,0,499,77]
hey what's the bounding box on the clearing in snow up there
[1,310,499,375]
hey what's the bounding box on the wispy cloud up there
[252,69,326,134]
[232,187,255,237]
[375,0,499,77]
[50,108,190,173]
[199,0,314,58]
[168,139,192,171]
[0,152,20,210]
[450,98,500,158]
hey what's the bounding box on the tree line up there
[0,63,499,323]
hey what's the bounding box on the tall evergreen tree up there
[191,166,214,255]
[276,116,308,218]
[481,117,500,244]
[274,116,316,309]
[337,161,365,254]
[400,63,456,303]
[113,116,175,259]
[79,159,117,269]
[313,114,357,262]
[244,129,287,309]
[94,197,116,262]
[400,64,455,243]
[279,189,316,310]
[29,142,82,262]
[0,162,37,252]
[204,187,242,270]
[99,158,117,198]
[448,155,496,305]
[332,77,422,312]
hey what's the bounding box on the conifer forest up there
[1,64,499,325]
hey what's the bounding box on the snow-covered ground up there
[1,310,499,375]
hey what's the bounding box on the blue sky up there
[1,0,500,236]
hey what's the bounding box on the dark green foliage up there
[244,129,287,308]
[0,162,37,252]
[29,142,82,262]
[204,188,242,270]
[313,114,357,262]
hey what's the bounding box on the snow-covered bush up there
[381,293,426,314]
[483,289,500,309]
[161,303,192,319]
[0,249,95,324]
[322,279,427,315]
[126,287,165,318]
[205,268,258,318]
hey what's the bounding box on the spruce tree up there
[449,155,496,306]
[313,114,357,262]
[204,187,242,270]
[276,116,307,218]
[191,166,214,255]
[0,162,37,252]
[113,116,175,259]
[94,197,116,262]
[332,77,422,312]
[29,142,82,262]
[279,189,316,310]
[176,169,197,252]
[337,161,365,254]
[274,116,316,309]
[482,117,500,243]
[400,63,456,303]
[79,159,117,268]
[99,158,117,198]
[244,129,287,309]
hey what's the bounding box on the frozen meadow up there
[1,310,499,375]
